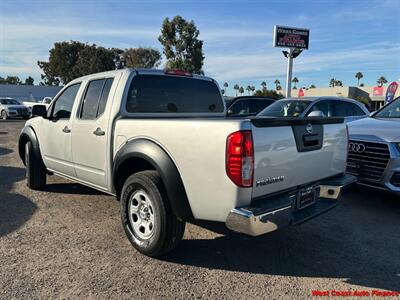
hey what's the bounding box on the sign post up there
[273,26,310,98]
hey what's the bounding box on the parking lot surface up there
[0,120,399,299]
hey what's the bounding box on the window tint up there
[126,75,224,113]
[253,99,274,113]
[350,103,366,116]
[52,83,81,119]
[309,100,330,117]
[80,78,113,120]
[259,100,310,117]
[230,100,250,115]
[332,101,354,117]
[97,78,113,117]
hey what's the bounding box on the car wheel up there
[25,141,46,190]
[1,110,7,120]
[121,171,185,257]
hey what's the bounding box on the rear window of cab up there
[126,75,224,113]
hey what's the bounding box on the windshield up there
[0,99,20,105]
[374,97,400,118]
[258,100,310,117]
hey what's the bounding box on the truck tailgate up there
[251,117,347,198]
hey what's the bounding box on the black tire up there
[1,110,7,120]
[25,141,46,190]
[121,171,185,257]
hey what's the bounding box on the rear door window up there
[80,78,113,119]
[332,101,354,117]
[126,75,224,113]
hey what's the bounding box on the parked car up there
[258,96,369,122]
[347,96,400,195]
[0,97,30,120]
[19,69,355,257]
[227,96,275,117]
[23,97,53,110]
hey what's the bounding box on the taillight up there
[226,130,254,187]
[164,70,193,77]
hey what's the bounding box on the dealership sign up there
[373,86,384,97]
[273,26,310,49]
[385,82,398,103]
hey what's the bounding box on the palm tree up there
[292,77,299,89]
[276,85,282,91]
[233,84,239,96]
[261,81,267,91]
[274,79,280,90]
[309,84,316,89]
[246,85,252,95]
[223,82,229,94]
[335,80,343,87]
[251,86,256,93]
[239,86,244,96]
[329,78,336,88]
[377,76,388,87]
[355,72,363,86]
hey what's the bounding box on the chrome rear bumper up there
[226,174,357,236]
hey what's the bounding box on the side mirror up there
[31,105,47,118]
[308,110,326,117]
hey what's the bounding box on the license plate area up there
[297,186,317,209]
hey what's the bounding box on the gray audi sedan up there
[347,96,400,195]
[0,98,30,120]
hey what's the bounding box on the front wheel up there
[25,141,46,190]
[1,110,7,120]
[121,171,185,257]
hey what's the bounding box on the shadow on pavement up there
[0,166,37,237]
[0,147,13,156]
[43,182,106,195]
[166,189,400,292]
[0,131,7,135]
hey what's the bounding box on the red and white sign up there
[298,88,304,97]
[373,86,383,97]
[385,82,399,103]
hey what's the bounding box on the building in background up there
[0,84,62,102]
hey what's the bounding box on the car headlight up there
[394,142,400,153]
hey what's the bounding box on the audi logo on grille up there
[349,142,366,153]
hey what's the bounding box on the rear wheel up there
[25,141,46,190]
[1,110,7,120]
[121,171,185,257]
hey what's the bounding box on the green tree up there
[355,72,363,86]
[292,77,299,89]
[3,76,21,85]
[335,80,343,87]
[377,76,387,87]
[276,85,282,91]
[274,79,280,90]
[38,41,122,85]
[261,81,267,91]
[309,84,316,89]
[239,86,244,96]
[221,89,225,95]
[223,82,229,94]
[329,78,336,87]
[158,16,204,74]
[233,84,239,96]
[251,86,256,94]
[123,47,161,68]
[253,89,284,99]
[360,83,365,87]
[24,76,34,85]
[246,85,251,95]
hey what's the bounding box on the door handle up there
[62,126,71,133]
[93,127,105,136]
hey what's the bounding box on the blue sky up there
[0,0,399,95]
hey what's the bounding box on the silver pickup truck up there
[19,69,355,257]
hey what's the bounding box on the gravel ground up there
[0,120,399,299]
